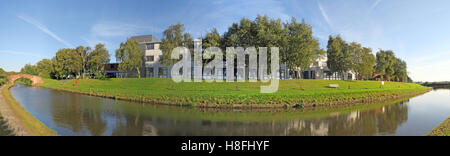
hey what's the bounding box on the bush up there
[15,78,32,86]
[94,71,108,80]
[0,77,6,86]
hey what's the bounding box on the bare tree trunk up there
[136,67,141,79]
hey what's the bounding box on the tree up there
[88,44,110,77]
[327,35,352,80]
[203,28,222,48]
[20,64,38,75]
[76,46,91,79]
[0,68,5,77]
[393,58,407,82]
[285,18,322,78]
[160,24,193,67]
[35,59,53,78]
[376,50,397,81]
[115,39,144,78]
[360,47,376,80]
[348,42,376,80]
[52,49,78,79]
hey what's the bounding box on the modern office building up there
[123,35,356,80]
[129,35,168,78]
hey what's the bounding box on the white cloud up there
[317,1,333,29]
[17,15,74,48]
[0,50,43,57]
[370,0,382,12]
[90,21,162,38]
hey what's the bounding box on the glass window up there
[147,56,155,62]
[146,44,154,50]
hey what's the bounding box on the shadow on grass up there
[0,117,13,136]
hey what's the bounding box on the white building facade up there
[130,35,356,80]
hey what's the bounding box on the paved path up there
[0,85,30,136]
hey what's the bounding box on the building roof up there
[130,35,160,44]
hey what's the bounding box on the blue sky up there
[1,0,450,82]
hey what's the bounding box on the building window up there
[147,56,155,62]
[146,44,154,50]
[147,67,154,77]
[159,55,163,63]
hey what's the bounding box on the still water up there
[9,84,450,136]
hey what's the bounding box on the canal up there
[9,84,450,136]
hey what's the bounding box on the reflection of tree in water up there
[82,99,107,136]
[47,88,409,136]
[50,91,107,135]
[133,101,409,136]
[50,91,83,133]
[376,102,409,135]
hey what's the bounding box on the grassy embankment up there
[0,83,57,136]
[427,117,450,136]
[38,78,431,108]
[0,79,12,136]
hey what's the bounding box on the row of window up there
[146,55,163,62]
[146,44,155,50]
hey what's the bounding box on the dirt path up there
[0,85,30,136]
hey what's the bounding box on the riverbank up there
[37,78,431,109]
[427,117,450,136]
[0,116,12,136]
[0,83,57,136]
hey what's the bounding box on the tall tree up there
[348,42,376,80]
[0,68,5,77]
[393,58,407,82]
[88,44,110,76]
[376,50,397,81]
[202,28,221,48]
[35,59,53,78]
[20,64,38,75]
[160,24,193,67]
[327,35,352,80]
[52,48,80,79]
[285,18,322,78]
[360,47,376,80]
[116,39,144,78]
[76,46,91,79]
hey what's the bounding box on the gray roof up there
[130,35,160,44]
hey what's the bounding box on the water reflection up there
[8,85,445,136]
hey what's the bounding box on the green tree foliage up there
[20,64,38,75]
[393,58,407,82]
[160,24,193,67]
[348,42,376,80]
[116,39,144,78]
[220,15,322,78]
[376,50,397,81]
[203,28,222,48]
[327,35,352,80]
[35,59,53,78]
[0,68,5,76]
[88,44,110,77]
[76,46,91,79]
[18,60,52,78]
[285,18,322,78]
[52,48,82,79]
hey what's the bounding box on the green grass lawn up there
[37,78,430,108]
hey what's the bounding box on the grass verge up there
[1,83,57,136]
[38,78,431,108]
[427,117,450,136]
